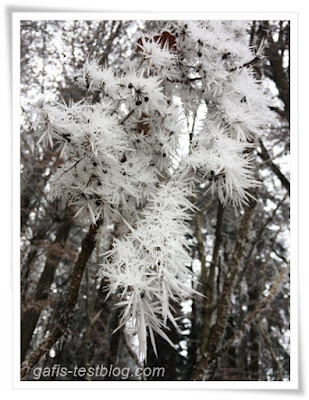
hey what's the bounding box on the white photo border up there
[13,11,298,390]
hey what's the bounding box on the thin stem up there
[119,109,134,125]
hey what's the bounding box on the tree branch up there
[216,267,287,362]
[195,210,207,292]
[20,218,103,379]
[122,331,146,381]
[193,267,287,380]
[21,206,75,361]
[192,195,257,380]
[257,322,284,380]
[258,139,290,195]
[200,201,224,353]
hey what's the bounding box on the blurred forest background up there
[20,20,290,381]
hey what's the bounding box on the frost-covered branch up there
[99,178,198,359]
[31,20,275,362]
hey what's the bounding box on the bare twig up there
[52,157,84,183]
[258,139,290,195]
[122,331,146,381]
[257,322,284,380]
[119,109,134,125]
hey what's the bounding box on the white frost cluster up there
[33,71,183,225]
[99,178,196,359]
[186,124,260,207]
[34,20,275,358]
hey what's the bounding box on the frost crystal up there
[99,179,196,359]
[34,20,274,359]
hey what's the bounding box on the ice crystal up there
[34,20,275,358]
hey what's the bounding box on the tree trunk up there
[21,207,74,361]
[192,196,257,380]
[21,218,103,379]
